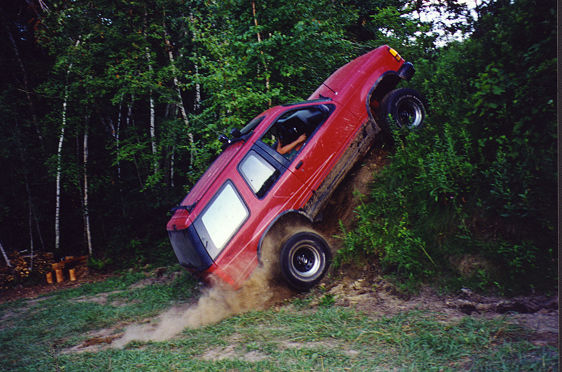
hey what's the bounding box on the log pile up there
[46,255,89,284]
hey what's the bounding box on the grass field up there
[0,267,557,371]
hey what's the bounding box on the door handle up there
[295,160,303,170]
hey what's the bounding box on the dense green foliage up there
[338,0,557,293]
[0,0,556,293]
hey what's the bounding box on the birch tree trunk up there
[55,39,80,251]
[187,13,201,113]
[170,146,175,187]
[0,241,10,268]
[83,121,93,255]
[194,63,201,112]
[163,26,195,166]
[54,89,68,251]
[28,203,34,271]
[169,106,176,187]
[116,102,122,182]
[149,90,157,175]
[144,8,158,176]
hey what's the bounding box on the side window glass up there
[239,151,280,198]
[261,104,333,160]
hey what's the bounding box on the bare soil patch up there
[321,265,558,347]
[315,146,389,243]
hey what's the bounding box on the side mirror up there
[230,128,242,138]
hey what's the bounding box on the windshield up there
[240,115,265,135]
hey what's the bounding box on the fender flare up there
[365,62,415,123]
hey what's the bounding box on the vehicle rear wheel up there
[280,231,331,292]
[380,88,427,130]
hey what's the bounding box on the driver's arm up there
[276,134,307,155]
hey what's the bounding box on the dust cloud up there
[113,223,298,348]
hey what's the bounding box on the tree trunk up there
[145,7,158,176]
[170,145,175,187]
[124,94,145,189]
[251,0,271,106]
[187,13,202,113]
[83,121,93,255]
[115,102,122,182]
[0,241,10,267]
[124,95,145,189]
[169,105,176,187]
[55,93,67,251]
[108,103,127,217]
[163,25,195,167]
[55,39,80,251]
[149,91,157,175]
[194,63,201,112]
[14,120,45,254]
[28,203,34,271]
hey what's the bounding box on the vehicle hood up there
[308,45,399,102]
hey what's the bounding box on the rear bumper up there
[168,227,213,272]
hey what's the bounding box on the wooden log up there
[55,269,64,283]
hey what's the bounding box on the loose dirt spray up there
[113,223,299,348]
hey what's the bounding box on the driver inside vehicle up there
[276,133,307,159]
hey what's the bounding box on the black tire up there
[380,88,427,130]
[280,231,331,291]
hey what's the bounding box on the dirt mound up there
[314,146,389,243]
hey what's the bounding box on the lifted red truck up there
[167,45,427,291]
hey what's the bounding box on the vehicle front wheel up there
[280,231,331,292]
[379,88,427,130]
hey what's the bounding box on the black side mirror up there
[230,128,242,138]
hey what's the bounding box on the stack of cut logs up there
[46,256,88,284]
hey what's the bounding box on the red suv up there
[167,45,427,291]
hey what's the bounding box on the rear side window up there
[239,151,280,198]
[195,181,249,259]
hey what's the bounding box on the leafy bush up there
[339,124,473,281]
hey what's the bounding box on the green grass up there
[0,269,557,371]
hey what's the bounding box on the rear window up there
[194,181,249,259]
